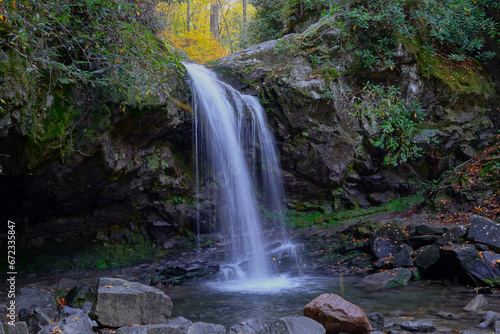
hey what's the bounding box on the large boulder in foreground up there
[359,268,412,291]
[303,294,371,334]
[91,277,173,328]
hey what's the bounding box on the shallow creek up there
[164,275,499,330]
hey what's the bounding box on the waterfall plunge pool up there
[163,276,499,330]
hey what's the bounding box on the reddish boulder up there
[304,293,372,334]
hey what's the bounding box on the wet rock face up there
[303,293,372,334]
[213,16,497,210]
[0,71,200,258]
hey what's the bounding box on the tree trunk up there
[186,0,190,32]
[210,1,220,40]
[242,0,247,47]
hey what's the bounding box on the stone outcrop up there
[359,268,412,291]
[213,16,498,212]
[91,277,173,328]
[303,293,372,334]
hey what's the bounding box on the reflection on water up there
[164,276,499,330]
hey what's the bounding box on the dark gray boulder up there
[372,221,408,259]
[230,319,268,333]
[366,312,384,331]
[56,307,95,334]
[18,305,51,334]
[436,225,467,245]
[116,325,185,334]
[414,245,441,275]
[15,287,58,317]
[91,277,173,328]
[393,245,414,267]
[116,317,193,334]
[359,268,412,290]
[186,322,225,334]
[468,215,500,252]
[373,257,394,269]
[415,225,446,235]
[1,322,29,334]
[266,317,325,334]
[400,320,436,332]
[483,252,500,266]
[440,244,500,287]
[408,235,440,249]
[479,311,500,328]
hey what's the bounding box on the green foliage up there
[249,0,331,44]
[1,0,183,106]
[353,82,437,166]
[327,0,500,68]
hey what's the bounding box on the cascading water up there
[185,63,300,290]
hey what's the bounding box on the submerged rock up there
[463,295,489,312]
[400,320,437,332]
[478,311,500,328]
[267,317,325,334]
[303,293,371,334]
[359,268,412,290]
[91,277,173,328]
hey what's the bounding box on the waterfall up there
[185,63,291,284]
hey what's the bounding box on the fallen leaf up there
[72,317,79,322]
[105,285,113,288]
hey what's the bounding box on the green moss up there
[17,223,158,275]
[404,39,495,97]
[288,193,424,229]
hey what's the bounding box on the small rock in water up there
[478,311,500,328]
[359,268,412,291]
[436,311,461,320]
[463,295,489,312]
[400,320,437,332]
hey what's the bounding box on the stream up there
[164,275,499,330]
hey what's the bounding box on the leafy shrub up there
[327,0,500,67]
[0,0,182,101]
[353,82,436,166]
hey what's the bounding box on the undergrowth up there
[286,192,424,229]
